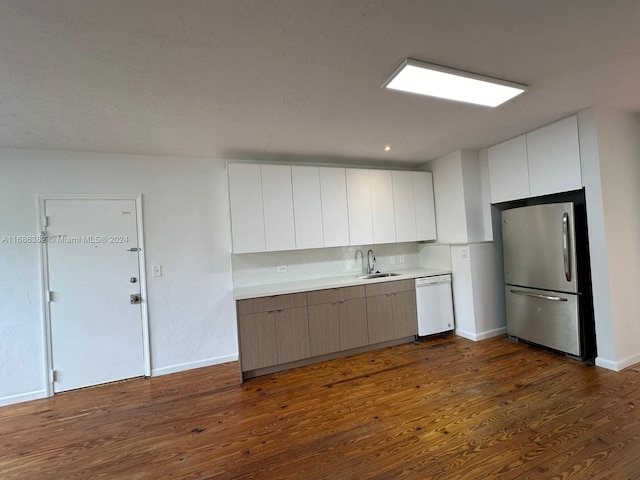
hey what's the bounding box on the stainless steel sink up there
[356,272,402,279]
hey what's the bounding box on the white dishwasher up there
[415,274,455,336]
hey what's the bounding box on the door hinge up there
[43,215,49,228]
[50,370,57,383]
[47,291,54,302]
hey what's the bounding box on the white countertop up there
[233,267,452,300]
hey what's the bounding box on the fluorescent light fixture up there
[383,59,526,107]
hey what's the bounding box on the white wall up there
[0,149,237,406]
[426,151,469,244]
[425,149,505,340]
[468,243,506,339]
[426,149,493,244]
[460,150,485,243]
[578,108,640,370]
[477,148,494,242]
[418,243,452,270]
[231,242,422,288]
[451,244,506,341]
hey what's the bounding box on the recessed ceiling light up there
[383,58,526,107]
[384,145,391,151]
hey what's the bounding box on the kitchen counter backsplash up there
[231,242,425,288]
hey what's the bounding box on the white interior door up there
[44,198,148,393]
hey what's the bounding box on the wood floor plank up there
[2,335,640,479]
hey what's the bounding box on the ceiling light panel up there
[384,59,526,107]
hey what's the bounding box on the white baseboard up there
[455,326,507,342]
[474,327,508,341]
[595,353,640,372]
[0,389,47,407]
[151,353,238,377]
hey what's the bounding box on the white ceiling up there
[1,0,639,167]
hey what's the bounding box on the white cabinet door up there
[291,166,324,250]
[527,116,582,197]
[228,163,265,253]
[413,171,437,241]
[319,167,350,247]
[487,135,530,203]
[261,164,296,251]
[392,171,417,242]
[346,169,373,246]
[370,169,396,244]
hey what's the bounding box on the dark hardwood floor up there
[2,335,640,479]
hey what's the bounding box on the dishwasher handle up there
[415,275,451,287]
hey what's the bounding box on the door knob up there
[130,277,137,283]
[130,294,141,304]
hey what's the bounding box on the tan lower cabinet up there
[307,286,368,356]
[275,306,310,364]
[237,292,308,372]
[366,294,395,344]
[237,279,419,378]
[308,302,341,356]
[365,279,417,341]
[237,311,278,371]
[338,297,368,350]
[392,290,418,338]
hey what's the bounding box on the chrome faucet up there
[366,249,376,274]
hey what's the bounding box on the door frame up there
[37,194,151,397]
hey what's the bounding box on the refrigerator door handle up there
[563,212,572,282]
[510,289,568,302]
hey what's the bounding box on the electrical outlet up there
[153,265,162,277]
[389,256,396,265]
[461,248,469,259]
[277,265,287,273]
[399,255,405,264]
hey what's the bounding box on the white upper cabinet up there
[346,169,374,246]
[413,171,437,241]
[319,167,350,248]
[392,171,417,242]
[527,116,582,198]
[291,166,324,250]
[261,164,296,251]
[229,163,438,252]
[487,115,583,204]
[228,163,266,254]
[487,135,529,203]
[369,170,396,244]
[392,171,437,242]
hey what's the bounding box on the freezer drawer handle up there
[510,289,568,302]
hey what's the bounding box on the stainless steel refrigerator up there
[502,202,594,358]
